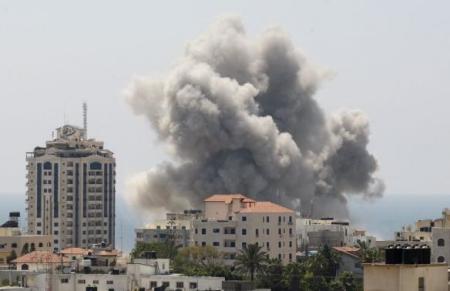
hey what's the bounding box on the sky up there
[1,0,450,227]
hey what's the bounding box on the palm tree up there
[235,243,267,281]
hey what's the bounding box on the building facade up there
[192,194,296,265]
[0,212,52,266]
[363,264,447,291]
[135,210,202,248]
[26,123,116,251]
[431,227,450,264]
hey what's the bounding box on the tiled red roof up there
[204,194,254,204]
[333,246,361,258]
[60,247,92,256]
[13,251,70,264]
[239,201,294,213]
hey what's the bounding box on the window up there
[201,228,206,235]
[289,253,292,261]
[150,281,157,288]
[78,280,86,284]
[438,238,445,246]
[289,228,293,235]
[162,282,170,288]
[11,243,17,248]
[266,229,270,235]
[289,241,292,247]
[60,278,69,283]
[202,242,206,246]
[106,280,114,284]
[242,242,247,248]
[242,216,247,222]
[256,229,259,237]
[195,228,198,234]
[242,229,247,235]
[38,242,43,248]
[266,216,270,223]
[213,228,220,233]
[418,277,425,291]
[176,282,184,288]
[438,256,445,263]
[190,282,198,289]
[266,242,270,250]
[213,242,220,246]
[278,242,281,248]
[278,228,281,235]
[93,280,99,284]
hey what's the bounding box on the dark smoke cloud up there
[125,16,384,219]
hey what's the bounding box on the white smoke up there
[125,16,384,219]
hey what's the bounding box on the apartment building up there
[135,210,202,247]
[192,194,296,265]
[26,110,116,251]
[364,246,447,291]
[297,217,354,250]
[0,212,52,266]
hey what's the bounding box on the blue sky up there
[1,1,450,218]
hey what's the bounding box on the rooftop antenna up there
[83,102,88,139]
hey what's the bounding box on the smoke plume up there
[125,16,384,218]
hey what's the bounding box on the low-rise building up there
[135,210,202,248]
[0,212,52,266]
[431,227,450,264]
[364,263,447,291]
[26,272,128,291]
[12,251,70,272]
[192,194,296,265]
[297,217,354,250]
[364,244,447,291]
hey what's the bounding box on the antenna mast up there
[83,102,88,139]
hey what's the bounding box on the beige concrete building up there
[135,210,202,248]
[26,114,116,251]
[0,212,52,266]
[363,263,447,291]
[192,194,296,265]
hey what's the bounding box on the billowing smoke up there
[125,16,384,219]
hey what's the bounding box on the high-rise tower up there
[25,106,115,251]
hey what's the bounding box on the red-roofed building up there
[12,251,70,271]
[193,194,296,265]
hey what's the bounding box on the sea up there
[0,192,448,253]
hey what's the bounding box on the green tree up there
[302,272,329,291]
[258,258,285,291]
[130,242,177,260]
[21,243,29,256]
[306,245,340,279]
[283,262,304,291]
[173,245,224,275]
[356,240,380,263]
[235,243,267,281]
[6,250,17,264]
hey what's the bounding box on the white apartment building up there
[296,217,353,249]
[135,210,202,247]
[192,194,296,265]
[26,114,116,251]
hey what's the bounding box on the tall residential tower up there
[26,107,115,251]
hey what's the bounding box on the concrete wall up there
[137,274,223,291]
[363,264,447,291]
[204,202,230,220]
[193,212,296,265]
[431,227,450,264]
